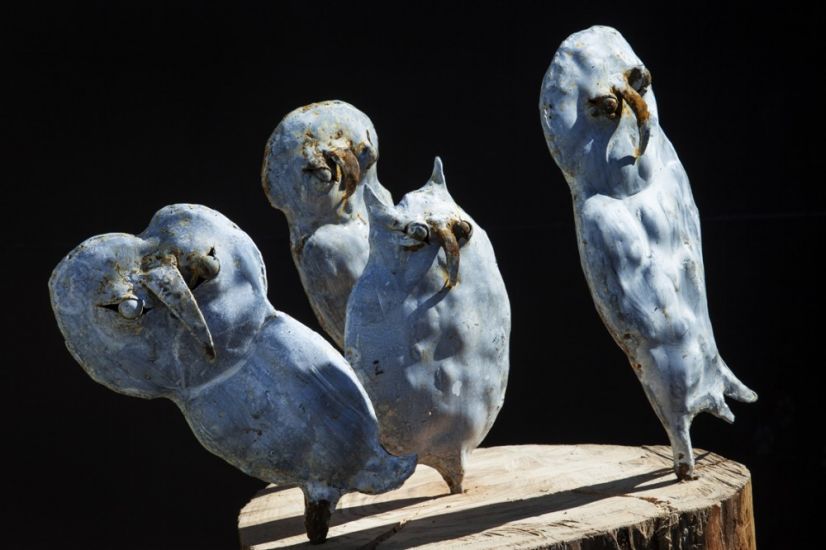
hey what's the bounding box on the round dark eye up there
[591,95,620,118]
[405,223,430,242]
[303,154,340,185]
[452,220,472,242]
[118,297,144,320]
[627,66,652,95]
[200,248,221,279]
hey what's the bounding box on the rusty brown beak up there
[433,225,461,289]
[615,85,651,158]
[325,148,361,202]
[141,256,216,359]
[432,217,472,290]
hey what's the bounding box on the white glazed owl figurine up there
[539,26,757,479]
[262,100,393,348]
[49,204,415,543]
[345,158,510,493]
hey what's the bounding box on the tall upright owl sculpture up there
[49,204,415,543]
[539,26,757,479]
[345,158,510,493]
[262,100,393,348]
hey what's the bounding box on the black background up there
[5,2,824,548]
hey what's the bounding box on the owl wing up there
[262,312,377,441]
[579,193,687,346]
[580,184,755,418]
[295,222,370,347]
[253,313,413,493]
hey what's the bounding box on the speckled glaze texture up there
[345,158,510,493]
[539,26,757,479]
[262,101,393,348]
[49,204,415,543]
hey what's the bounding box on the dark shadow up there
[239,494,444,547]
[643,446,713,468]
[696,450,712,462]
[268,467,678,548]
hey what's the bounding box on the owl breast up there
[347,229,510,459]
[578,173,705,349]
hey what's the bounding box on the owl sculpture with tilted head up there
[539,26,757,480]
[49,204,415,544]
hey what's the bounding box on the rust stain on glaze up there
[539,26,756,480]
[262,101,392,349]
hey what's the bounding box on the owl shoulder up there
[299,221,369,276]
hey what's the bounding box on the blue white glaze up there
[539,26,757,479]
[49,204,415,543]
[262,101,393,348]
[345,158,510,493]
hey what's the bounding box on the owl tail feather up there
[709,398,736,424]
[721,364,758,404]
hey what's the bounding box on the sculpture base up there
[238,445,755,549]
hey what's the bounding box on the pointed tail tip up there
[354,450,417,495]
[386,451,418,490]
[711,400,736,424]
[727,381,758,404]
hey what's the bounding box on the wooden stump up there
[238,445,755,549]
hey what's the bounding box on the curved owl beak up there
[141,256,216,359]
[324,147,362,202]
[432,220,471,290]
[615,70,652,158]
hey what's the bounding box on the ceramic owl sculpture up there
[539,26,757,479]
[49,204,415,543]
[262,100,393,348]
[345,158,510,493]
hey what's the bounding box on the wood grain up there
[238,445,755,549]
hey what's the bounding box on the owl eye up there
[118,297,144,319]
[590,95,620,119]
[304,165,333,187]
[303,154,340,186]
[186,247,221,290]
[99,297,146,320]
[452,220,472,243]
[204,247,220,276]
[627,66,652,96]
[405,222,430,242]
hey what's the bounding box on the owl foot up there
[675,459,698,481]
[303,497,333,544]
[666,417,697,481]
[429,454,465,494]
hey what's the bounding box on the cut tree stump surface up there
[238,445,755,549]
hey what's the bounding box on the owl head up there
[49,204,271,399]
[539,26,661,195]
[363,157,472,290]
[262,100,380,227]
